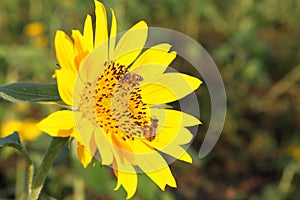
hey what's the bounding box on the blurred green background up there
[0,0,300,199]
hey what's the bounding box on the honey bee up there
[143,117,159,141]
[121,73,131,81]
[120,72,143,86]
[151,118,159,129]
[131,73,144,82]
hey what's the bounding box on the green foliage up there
[0,132,21,147]
[0,132,32,167]
[0,82,61,102]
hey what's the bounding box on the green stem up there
[28,137,69,200]
[9,141,34,198]
[27,164,34,197]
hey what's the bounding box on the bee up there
[143,117,159,141]
[120,72,143,86]
[143,126,155,141]
[131,73,144,82]
[151,118,159,129]
[121,73,131,82]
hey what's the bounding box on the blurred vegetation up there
[0,0,300,199]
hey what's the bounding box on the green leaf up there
[0,131,21,147]
[0,82,61,102]
[0,132,33,165]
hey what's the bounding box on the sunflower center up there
[79,60,158,142]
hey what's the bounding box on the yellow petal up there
[112,139,154,167]
[143,127,193,159]
[110,131,136,164]
[36,110,74,137]
[129,43,176,71]
[93,128,114,165]
[55,68,76,105]
[114,21,148,66]
[73,113,114,166]
[135,152,176,190]
[129,63,168,85]
[150,108,201,127]
[77,142,93,168]
[83,14,93,51]
[142,124,193,163]
[145,167,177,190]
[140,73,202,104]
[94,0,108,47]
[72,30,84,56]
[78,40,108,83]
[133,138,155,154]
[55,30,76,73]
[128,44,176,84]
[155,127,193,146]
[178,151,193,163]
[73,114,94,149]
[113,160,137,199]
[112,161,121,191]
[109,8,117,60]
[155,144,192,163]
[72,30,89,70]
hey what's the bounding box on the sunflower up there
[37,0,202,198]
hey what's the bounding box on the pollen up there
[78,60,159,142]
